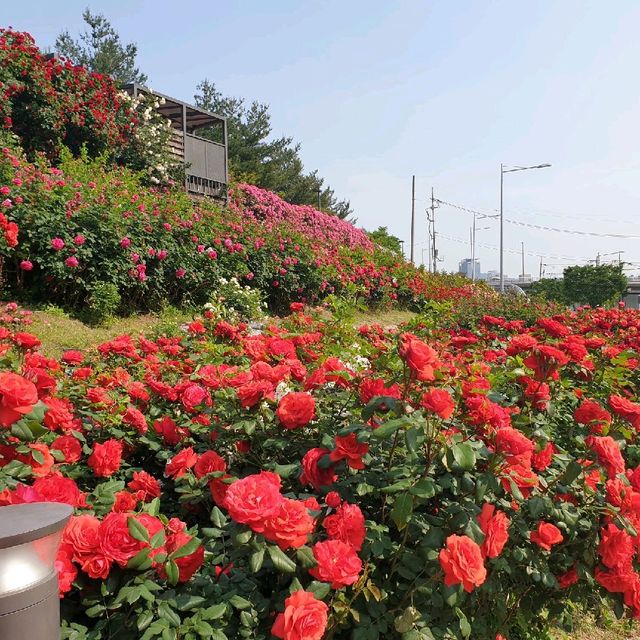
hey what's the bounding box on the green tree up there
[529,277,568,304]
[55,9,147,85]
[563,263,627,307]
[194,79,352,219]
[368,226,403,254]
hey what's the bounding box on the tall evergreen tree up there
[194,79,352,220]
[55,9,147,85]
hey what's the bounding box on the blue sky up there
[5,1,640,276]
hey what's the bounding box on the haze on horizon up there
[5,0,640,277]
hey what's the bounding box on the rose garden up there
[1,27,640,640]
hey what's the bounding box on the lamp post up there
[500,163,551,292]
[0,502,72,640]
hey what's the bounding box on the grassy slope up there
[29,308,194,358]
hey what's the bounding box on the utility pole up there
[317,188,321,211]
[539,256,543,280]
[521,242,525,280]
[429,188,438,273]
[410,175,415,264]
[471,213,477,281]
[596,253,601,266]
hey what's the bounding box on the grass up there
[551,614,639,640]
[27,306,195,359]
[352,308,417,327]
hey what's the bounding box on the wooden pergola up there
[123,84,228,199]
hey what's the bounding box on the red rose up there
[28,443,55,477]
[610,395,640,430]
[224,472,284,532]
[99,513,144,567]
[33,474,81,506]
[194,450,226,479]
[329,433,368,470]
[271,590,328,640]
[0,371,38,426]
[586,435,625,478]
[79,553,112,580]
[399,333,440,381]
[530,522,563,551]
[495,427,535,467]
[181,384,211,413]
[323,502,365,551]
[276,392,316,429]
[575,399,611,433]
[557,566,579,589]
[153,416,188,445]
[532,441,556,471]
[164,530,204,582]
[300,448,337,490]
[421,389,455,419]
[60,349,84,365]
[309,539,362,588]
[598,523,634,571]
[439,534,487,592]
[55,547,77,596]
[128,470,161,501]
[122,406,147,434]
[63,515,101,563]
[325,491,341,509]
[165,447,198,479]
[88,439,123,477]
[43,397,75,431]
[51,430,81,463]
[262,498,315,550]
[13,332,41,350]
[113,490,139,512]
[477,504,509,559]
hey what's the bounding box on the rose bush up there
[0,138,473,317]
[0,300,640,639]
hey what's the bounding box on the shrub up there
[1,303,640,638]
[85,281,121,324]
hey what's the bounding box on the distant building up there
[458,258,481,279]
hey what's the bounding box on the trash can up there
[0,502,73,640]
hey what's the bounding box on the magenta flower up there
[120,237,131,248]
[19,260,33,271]
[73,234,85,245]
[51,237,65,250]
[175,268,186,278]
[65,256,79,268]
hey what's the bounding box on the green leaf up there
[391,493,414,531]
[157,602,181,627]
[150,528,166,549]
[307,581,331,599]
[410,479,436,499]
[249,548,265,573]
[164,559,179,586]
[195,620,214,638]
[371,417,409,439]
[451,442,476,471]
[128,516,150,542]
[229,595,251,610]
[455,608,471,639]
[559,461,582,485]
[127,548,153,571]
[175,594,206,611]
[170,535,201,560]
[295,545,317,569]
[210,507,227,528]
[137,610,154,631]
[201,603,227,620]
[267,545,297,573]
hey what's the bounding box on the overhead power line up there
[435,198,640,239]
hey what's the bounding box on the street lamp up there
[500,163,551,292]
[0,502,72,640]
